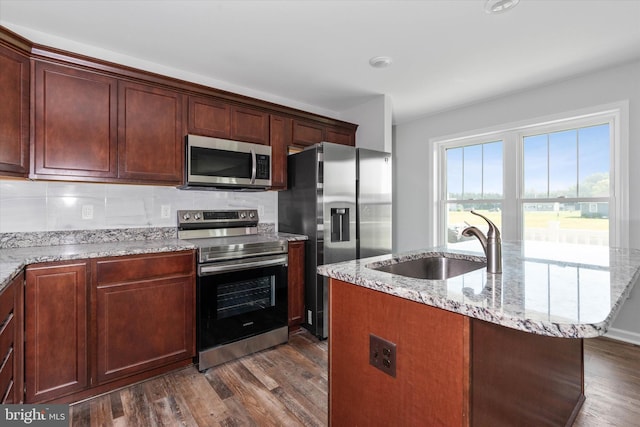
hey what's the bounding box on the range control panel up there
[177,209,259,229]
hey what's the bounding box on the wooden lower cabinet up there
[0,271,24,403]
[287,241,305,330]
[94,251,195,384]
[25,262,89,403]
[24,250,196,403]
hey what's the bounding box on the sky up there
[446,123,610,200]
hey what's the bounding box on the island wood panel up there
[0,44,29,177]
[471,318,584,427]
[33,61,118,179]
[329,278,470,426]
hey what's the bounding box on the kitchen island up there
[318,242,640,426]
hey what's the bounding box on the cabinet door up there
[287,241,305,330]
[231,106,269,145]
[94,252,195,384]
[292,119,325,147]
[25,262,88,403]
[188,95,231,138]
[118,81,184,183]
[0,271,24,404]
[33,61,118,179]
[269,115,291,190]
[0,45,29,177]
[325,126,355,146]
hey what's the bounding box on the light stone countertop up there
[317,241,640,338]
[0,229,307,293]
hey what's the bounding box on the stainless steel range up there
[177,209,289,371]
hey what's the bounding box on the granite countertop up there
[0,229,307,293]
[317,241,640,338]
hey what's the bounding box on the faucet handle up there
[470,211,501,240]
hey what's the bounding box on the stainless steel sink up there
[367,255,486,280]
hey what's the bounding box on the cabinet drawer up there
[0,283,15,327]
[0,314,14,364]
[95,251,195,285]
[0,351,14,403]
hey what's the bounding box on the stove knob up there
[182,213,191,221]
[194,213,201,220]
[249,212,255,218]
[240,212,246,219]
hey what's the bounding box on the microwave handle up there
[250,149,257,184]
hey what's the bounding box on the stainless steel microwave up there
[183,135,272,190]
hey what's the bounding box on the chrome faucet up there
[461,211,502,274]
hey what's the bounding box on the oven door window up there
[197,264,287,349]
[218,275,275,319]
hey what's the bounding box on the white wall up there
[341,94,393,153]
[393,59,640,343]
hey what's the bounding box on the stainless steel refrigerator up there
[278,142,392,338]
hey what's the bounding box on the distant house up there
[579,202,609,218]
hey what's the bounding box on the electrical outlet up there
[369,334,397,377]
[161,204,171,219]
[81,204,94,220]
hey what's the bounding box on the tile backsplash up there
[0,179,277,233]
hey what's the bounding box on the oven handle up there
[198,254,288,276]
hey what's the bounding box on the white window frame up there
[431,101,629,248]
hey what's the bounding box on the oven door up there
[197,254,288,350]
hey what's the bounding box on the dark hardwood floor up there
[70,331,639,426]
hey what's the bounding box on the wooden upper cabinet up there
[118,81,184,184]
[33,61,118,179]
[325,126,355,146]
[292,119,325,147]
[188,96,231,138]
[269,115,291,190]
[231,105,269,145]
[0,44,29,177]
[188,96,269,145]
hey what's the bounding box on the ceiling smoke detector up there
[485,0,520,14]
[369,56,393,68]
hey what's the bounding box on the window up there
[445,141,503,247]
[434,104,627,251]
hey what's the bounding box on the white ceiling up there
[1,0,639,124]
